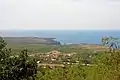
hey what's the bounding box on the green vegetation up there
[4,37,60,45]
[0,37,37,80]
[0,36,120,80]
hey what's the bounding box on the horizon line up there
[1,28,120,31]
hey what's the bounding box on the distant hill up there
[3,37,61,45]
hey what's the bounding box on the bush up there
[0,37,37,80]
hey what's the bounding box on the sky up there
[0,0,120,30]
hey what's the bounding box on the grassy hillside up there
[2,37,107,54]
[3,37,60,45]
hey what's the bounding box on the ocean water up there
[1,30,120,44]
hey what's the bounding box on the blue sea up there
[1,30,120,44]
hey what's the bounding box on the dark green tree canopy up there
[0,37,37,80]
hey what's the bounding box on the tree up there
[101,36,120,52]
[90,37,120,80]
[0,37,37,80]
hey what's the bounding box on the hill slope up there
[3,37,60,45]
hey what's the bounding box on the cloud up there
[0,0,120,30]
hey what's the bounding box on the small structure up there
[49,50,60,58]
[37,61,41,64]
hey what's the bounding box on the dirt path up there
[38,63,64,67]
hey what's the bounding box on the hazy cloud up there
[0,0,120,30]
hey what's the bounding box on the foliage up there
[0,37,37,80]
[35,36,120,80]
[101,36,120,50]
[1,36,120,80]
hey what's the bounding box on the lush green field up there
[6,42,106,52]
[3,37,106,54]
